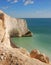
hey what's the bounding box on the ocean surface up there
[12,18,51,60]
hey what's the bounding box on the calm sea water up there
[12,18,51,60]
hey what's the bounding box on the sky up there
[0,0,51,18]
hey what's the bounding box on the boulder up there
[30,49,50,64]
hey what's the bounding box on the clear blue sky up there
[0,0,51,18]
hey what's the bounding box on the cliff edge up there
[0,10,32,38]
[0,10,51,65]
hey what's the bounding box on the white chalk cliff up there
[0,10,32,47]
[0,10,51,65]
[0,10,32,38]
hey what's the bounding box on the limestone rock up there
[0,45,50,65]
[30,49,50,64]
[0,10,50,65]
[0,19,5,43]
[22,30,32,37]
[0,10,32,38]
[18,47,30,56]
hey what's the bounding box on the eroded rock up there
[0,10,32,38]
[30,49,50,64]
[0,10,50,65]
[0,46,50,65]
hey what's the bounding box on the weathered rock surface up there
[0,19,5,43]
[0,10,32,39]
[0,44,51,65]
[0,10,51,65]
[30,49,50,64]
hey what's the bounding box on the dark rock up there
[22,31,32,37]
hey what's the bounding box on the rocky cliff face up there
[0,10,32,38]
[0,44,51,65]
[0,10,51,65]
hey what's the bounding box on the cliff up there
[0,10,51,65]
[0,43,51,65]
[0,10,32,38]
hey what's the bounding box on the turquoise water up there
[12,18,51,60]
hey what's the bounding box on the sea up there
[12,18,51,60]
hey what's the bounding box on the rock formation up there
[0,10,32,47]
[0,10,32,38]
[0,10,51,65]
[30,49,50,64]
[0,44,51,65]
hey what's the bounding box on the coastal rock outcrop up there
[0,10,51,65]
[30,49,50,64]
[0,10,32,39]
[0,44,50,65]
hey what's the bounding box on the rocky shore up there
[0,43,51,65]
[0,10,51,65]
